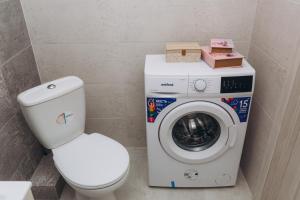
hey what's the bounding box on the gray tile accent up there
[1,46,40,109]
[31,154,65,200]
[0,72,15,128]
[0,112,43,180]
[0,0,43,186]
[0,0,30,66]
[0,114,28,180]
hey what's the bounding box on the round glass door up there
[172,113,221,152]
[159,101,236,164]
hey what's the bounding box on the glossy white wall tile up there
[241,0,300,199]
[21,0,258,146]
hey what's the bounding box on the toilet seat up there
[52,133,130,190]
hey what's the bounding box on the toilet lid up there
[52,133,129,190]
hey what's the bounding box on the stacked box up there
[210,39,234,53]
[201,39,244,68]
[166,42,201,63]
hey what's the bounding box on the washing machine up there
[144,55,255,188]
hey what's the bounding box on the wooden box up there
[166,42,201,63]
[210,39,234,53]
[201,46,244,68]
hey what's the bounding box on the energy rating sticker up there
[222,97,251,122]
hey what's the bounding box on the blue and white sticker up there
[147,98,176,123]
[222,97,251,122]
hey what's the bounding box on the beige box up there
[166,42,201,63]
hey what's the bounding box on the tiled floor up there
[60,148,252,200]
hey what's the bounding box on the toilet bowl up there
[53,133,129,200]
[17,76,130,200]
[72,168,129,200]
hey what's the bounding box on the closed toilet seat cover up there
[52,133,129,190]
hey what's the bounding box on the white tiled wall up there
[241,0,300,199]
[21,0,258,147]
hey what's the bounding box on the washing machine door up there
[159,101,237,164]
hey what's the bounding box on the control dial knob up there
[194,79,207,92]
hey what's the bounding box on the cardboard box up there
[166,42,201,62]
[201,46,244,68]
[210,39,234,53]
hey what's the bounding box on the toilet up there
[17,76,129,200]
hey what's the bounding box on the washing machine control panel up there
[189,75,254,95]
[189,76,220,95]
[221,76,253,93]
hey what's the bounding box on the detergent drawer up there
[145,76,188,96]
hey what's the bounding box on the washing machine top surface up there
[52,133,129,190]
[145,54,255,77]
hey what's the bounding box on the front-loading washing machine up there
[144,55,255,188]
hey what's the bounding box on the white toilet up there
[17,76,129,200]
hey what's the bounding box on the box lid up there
[211,39,234,49]
[166,42,201,50]
[17,76,84,107]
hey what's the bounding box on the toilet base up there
[75,192,117,200]
[67,165,129,200]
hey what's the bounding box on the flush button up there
[47,84,56,89]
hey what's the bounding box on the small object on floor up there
[166,42,201,63]
[30,154,65,200]
[210,38,234,53]
[201,46,244,68]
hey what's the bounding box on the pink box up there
[210,39,234,53]
[201,46,244,68]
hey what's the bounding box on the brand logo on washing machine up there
[56,112,74,125]
[161,82,174,87]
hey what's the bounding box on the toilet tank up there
[17,76,85,149]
